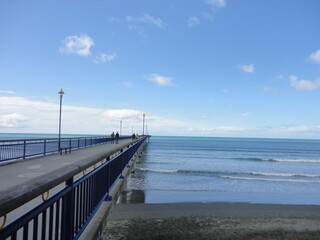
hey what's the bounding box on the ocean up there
[1,133,320,205]
[124,136,320,205]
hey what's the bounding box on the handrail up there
[0,135,132,162]
[0,136,102,143]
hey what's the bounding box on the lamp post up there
[142,113,145,136]
[58,88,64,150]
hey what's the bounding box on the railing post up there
[105,156,112,201]
[78,138,80,149]
[23,140,26,159]
[44,139,46,155]
[120,149,124,179]
[61,177,74,240]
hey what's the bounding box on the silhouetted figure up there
[111,132,115,143]
[115,131,119,144]
[132,133,136,140]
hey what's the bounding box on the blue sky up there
[0,0,320,138]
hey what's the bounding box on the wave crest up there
[248,158,320,163]
[136,168,320,178]
[220,176,320,184]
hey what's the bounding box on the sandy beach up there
[102,202,320,240]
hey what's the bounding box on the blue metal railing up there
[0,136,132,162]
[0,136,147,240]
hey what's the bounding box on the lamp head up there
[58,88,64,96]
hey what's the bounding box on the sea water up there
[2,134,320,205]
[124,136,320,205]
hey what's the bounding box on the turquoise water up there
[125,136,320,205]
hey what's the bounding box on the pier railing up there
[0,136,148,240]
[0,136,131,162]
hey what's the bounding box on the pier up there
[0,135,149,240]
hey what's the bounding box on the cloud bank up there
[1,96,319,138]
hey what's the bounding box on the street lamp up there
[142,113,145,136]
[58,88,64,150]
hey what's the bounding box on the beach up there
[102,202,320,240]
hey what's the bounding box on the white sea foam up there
[137,168,178,173]
[220,176,320,183]
[136,168,320,178]
[249,172,320,178]
[259,158,320,163]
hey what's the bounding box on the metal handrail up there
[0,136,107,143]
[0,136,132,162]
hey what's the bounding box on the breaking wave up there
[247,158,320,164]
[220,176,320,184]
[136,168,320,179]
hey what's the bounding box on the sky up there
[0,0,320,139]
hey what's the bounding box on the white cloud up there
[278,125,320,133]
[262,87,279,94]
[206,0,226,8]
[237,64,254,73]
[107,17,120,23]
[60,35,117,64]
[93,52,117,64]
[309,49,320,64]
[0,113,28,128]
[240,112,250,117]
[0,90,16,94]
[290,75,320,90]
[128,25,147,37]
[275,74,284,80]
[126,13,165,29]
[1,96,319,138]
[122,82,135,88]
[188,17,200,28]
[0,96,142,134]
[102,109,143,120]
[148,74,173,86]
[60,35,94,56]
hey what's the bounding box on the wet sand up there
[102,203,320,240]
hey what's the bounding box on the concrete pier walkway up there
[0,138,135,218]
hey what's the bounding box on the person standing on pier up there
[115,131,119,144]
[111,132,115,143]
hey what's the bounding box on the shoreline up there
[103,202,320,240]
[118,189,320,206]
[109,202,320,220]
